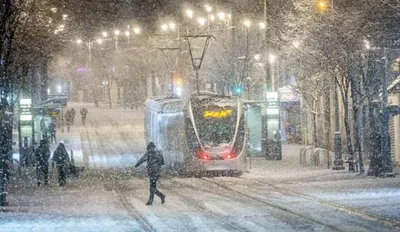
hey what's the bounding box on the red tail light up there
[225,152,235,160]
[197,151,209,160]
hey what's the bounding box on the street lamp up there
[243,19,251,28]
[268,53,276,63]
[169,22,176,30]
[259,22,266,30]
[218,12,226,20]
[205,4,212,13]
[96,38,102,44]
[161,24,168,31]
[125,31,130,36]
[317,0,328,11]
[210,15,215,22]
[76,39,82,44]
[186,9,194,19]
[114,30,120,50]
[293,41,300,49]
[102,32,108,37]
[198,17,206,26]
[133,27,141,34]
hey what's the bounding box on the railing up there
[300,146,332,168]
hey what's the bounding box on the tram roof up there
[145,96,184,113]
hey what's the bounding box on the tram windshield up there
[191,97,237,147]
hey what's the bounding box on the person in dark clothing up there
[49,121,57,143]
[52,143,70,186]
[80,107,88,125]
[35,140,50,186]
[135,142,166,206]
[70,108,76,124]
[65,111,73,132]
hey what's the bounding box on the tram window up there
[185,117,200,151]
[234,115,245,152]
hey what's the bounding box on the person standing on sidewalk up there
[49,120,57,144]
[35,140,50,186]
[80,107,88,125]
[65,111,73,132]
[135,142,166,206]
[70,108,76,125]
[52,143,70,186]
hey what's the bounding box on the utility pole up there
[261,0,270,159]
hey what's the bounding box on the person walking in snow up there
[65,110,73,132]
[35,140,51,186]
[52,143,70,186]
[49,120,57,144]
[135,142,166,206]
[80,107,88,125]
[70,108,76,124]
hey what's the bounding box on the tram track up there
[201,177,400,231]
[160,181,250,232]
[200,177,346,232]
[112,179,156,232]
[241,178,400,229]
[169,178,343,231]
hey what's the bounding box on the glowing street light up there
[243,19,251,28]
[125,30,130,36]
[50,7,57,13]
[96,38,103,44]
[205,4,212,13]
[317,0,328,11]
[186,9,194,19]
[76,39,82,44]
[161,24,168,31]
[269,53,276,63]
[293,41,300,48]
[210,14,215,22]
[218,12,226,20]
[102,31,108,37]
[114,30,120,36]
[133,27,141,34]
[198,17,206,26]
[259,22,266,30]
[254,54,261,61]
[62,14,68,20]
[364,40,371,50]
[169,22,176,30]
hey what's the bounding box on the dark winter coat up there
[80,108,88,116]
[36,144,51,167]
[52,144,70,167]
[135,145,165,176]
[49,122,56,135]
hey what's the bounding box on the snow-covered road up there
[1,103,399,232]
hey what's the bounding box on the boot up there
[146,201,152,206]
[161,195,166,204]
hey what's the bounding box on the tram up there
[144,92,247,175]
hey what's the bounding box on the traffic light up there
[232,85,243,96]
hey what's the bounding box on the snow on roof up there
[145,97,184,113]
